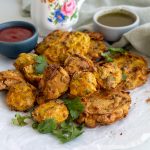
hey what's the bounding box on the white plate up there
[0,52,150,150]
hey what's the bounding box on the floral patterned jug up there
[31,0,86,36]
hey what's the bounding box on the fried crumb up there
[120,133,123,136]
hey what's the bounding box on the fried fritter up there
[95,62,122,90]
[77,90,131,128]
[35,30,69,55]
[14,53,43,84]
[113,53,148,90]
[14,53,37,71]
[6,82,36,111]
[32,100,69,123]
[85,31,104,41]
[84,31,107,61]
[0,70,25,90]
[39,64,70,100]
[65,31,90,56]
[64,54,95,76]
[87,40,107,61]
[43,31,91,64]
[70,71,97,97]
[23,65,43,84]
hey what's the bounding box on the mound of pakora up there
[0,30,149,132]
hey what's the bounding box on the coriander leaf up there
[52,121,84,143]
[122,72,127,81]
[108,47,126,54]
[35,55,48,74]
[12,114,31,127]
[32,122,39,129]
[101,47,126,62]
[101,52,113,62]
[63,97,84,120]
[37,119,57,134]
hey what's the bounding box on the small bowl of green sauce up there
[93,8,140,42]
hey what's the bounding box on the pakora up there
[64,54,95,76]
[14,53,37,71]
[42,31,91,64]
[14,53,43,84]
[84,31,107,61]
[39,64,70,100]
[77,90,131,128]
[95,62,122,90]
[0,70,25,90]
[70,71,97,97]
[113,53,148,90]
[32,100,69,123]
[6,82,36,111]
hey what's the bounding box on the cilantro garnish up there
[102,47,126,62]
[63,97,85,120]
[12,114,31,127]
[35,55,48,74]
[122,71,127,81]
[52,121,84,143]
[33,119,84,143]
[12,97,85,143]
[37,119,57,134]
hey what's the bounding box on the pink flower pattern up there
[61,0,76,16]
[47,0,78,24]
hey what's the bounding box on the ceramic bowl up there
[93,8,140,42]
[0,21,38,59]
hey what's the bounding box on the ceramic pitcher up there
[31,0,86,36]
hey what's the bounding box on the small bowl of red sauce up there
[0,21,38,58]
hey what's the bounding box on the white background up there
[0,0,150,150]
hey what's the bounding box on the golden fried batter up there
[85,31,104,41]
[43,31,91,64]
[35,30,69,55]
[95,62,122,90]
[113,53,148,90]
[14,53,43,84]
[70,71,97,97]
[64,54,95,76]
[39,64,70,100]
[32,100,69,123]
[0,70,25,90]
[84,31,107,61]
[6,82,36,111]
[77,90,131,128]
[87,40,107,61]
[66,31,90,56]
[14,53,37,71]
[23,65,43,84]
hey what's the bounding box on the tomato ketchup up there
[0,27,33,42]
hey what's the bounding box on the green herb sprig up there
[102,47,126,62]
[63,97,85,120]
[12,97,85,143]
[12,114,31,127]
[35,55,48,74]
[33,119,84,143]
